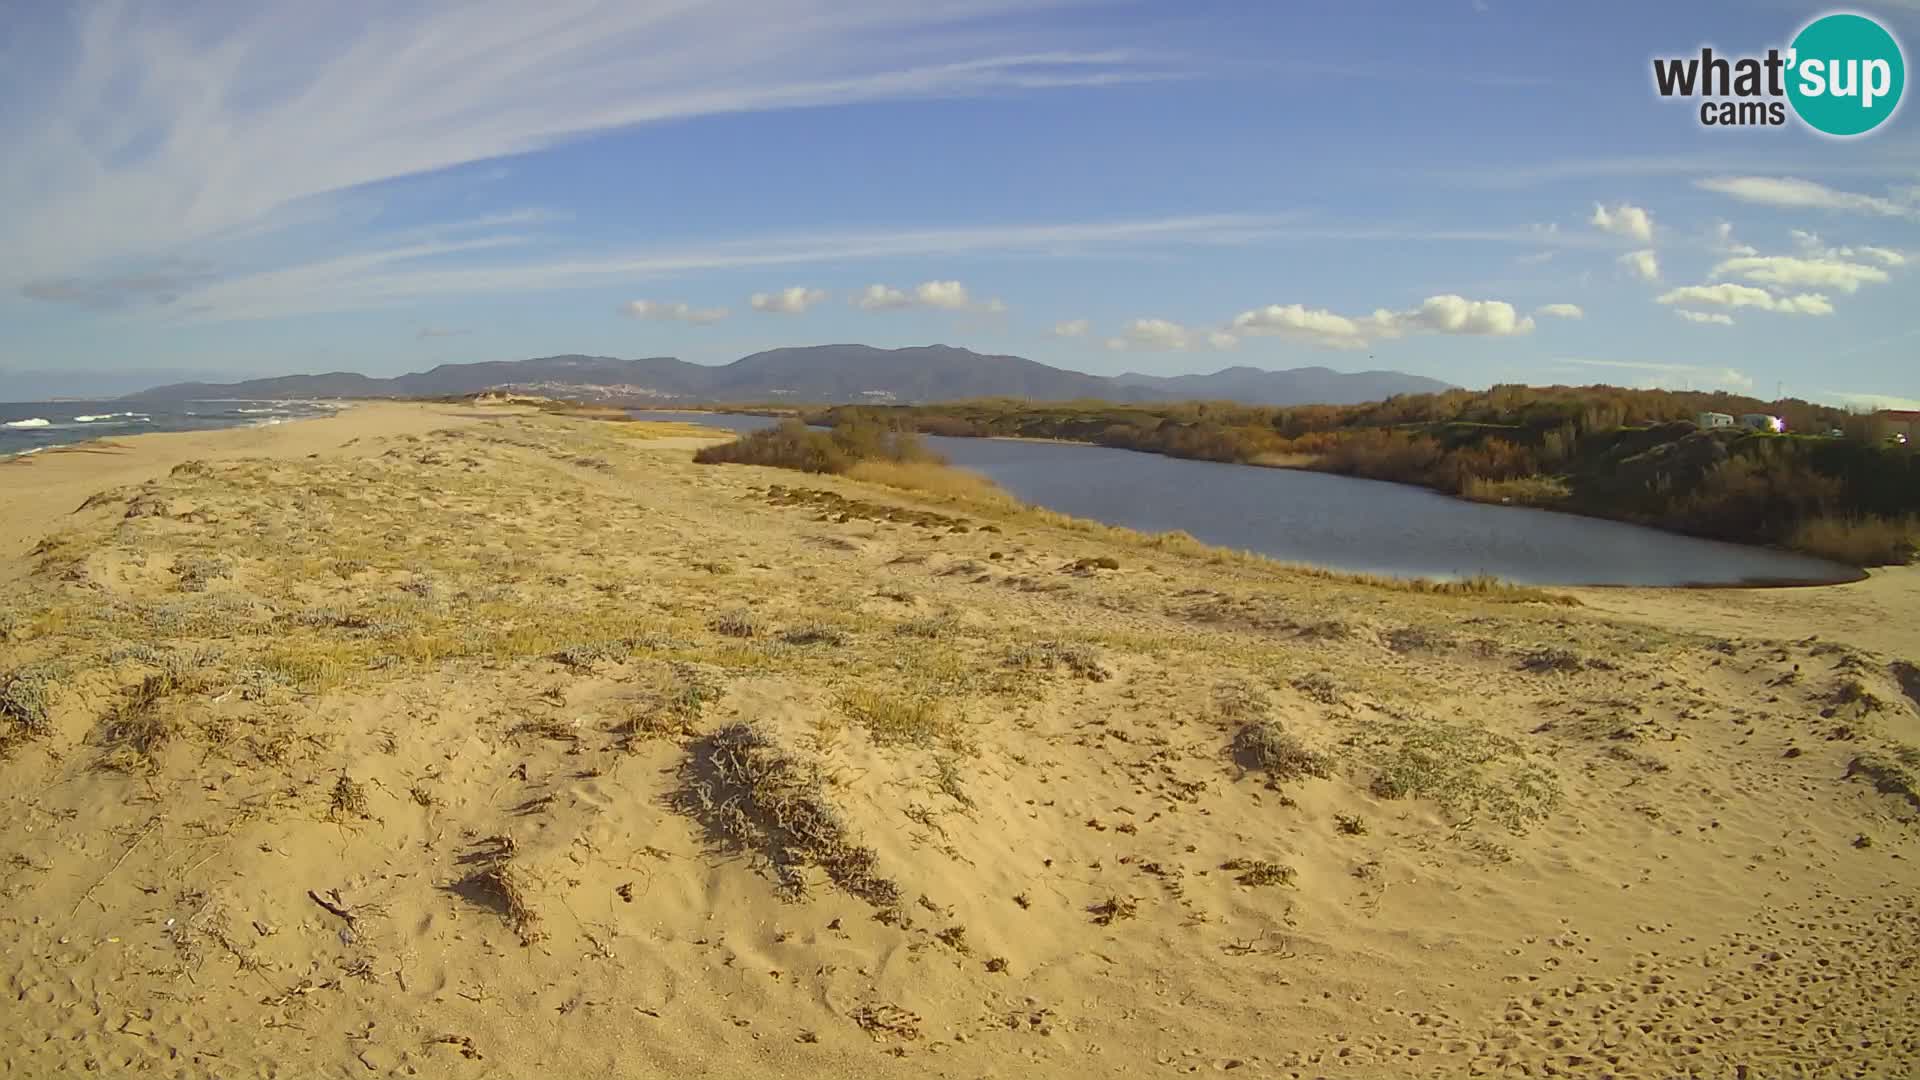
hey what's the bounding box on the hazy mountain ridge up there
[123,345,1452,405]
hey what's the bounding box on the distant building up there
[1738,413,1784,433]
[1695,411,1735,429]
[1874,410,1920,441]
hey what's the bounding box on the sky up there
[2,0,1918,408]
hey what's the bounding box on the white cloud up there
[2,2,1168,288]
[1655,283,1832,315]
[153,214,1303,322]
[1822,390,1920,411]
[1105,318,1237,352]
[1229,294,1534,349]
[1051,319,1091,338]
[1402,294,1534,335]
[1851,245,1907,267]
[855,284,913,311]
[1618,249,1660,281]
[1516,250,1556,265]
[1561,358,1753,392]
[749,286,829,314]
[1710,222,1757,256]
[1774,293,1836,315]
[1710,255,1889,294]
[1696,177,1919,219]
[1536,303,1584,319]
[416,326,471,339]
[1590,202,1655,243]
[914,280,974,310]
[1784,233,1906,268]
[619,299,728,324]
[1230,304,1370,348]
[854,279,1002,313]
[1673,310,1734,326]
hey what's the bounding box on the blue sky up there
[3,0,1918,406]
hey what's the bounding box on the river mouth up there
[632,411,1867,590]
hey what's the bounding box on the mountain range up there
[121,345,1453,406]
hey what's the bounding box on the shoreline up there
[1,401,516,574]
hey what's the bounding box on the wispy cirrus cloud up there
[2,1,1171,292]
[1557,357,1753,392]
[159,216,1276,321]
[1695,177,1920,219]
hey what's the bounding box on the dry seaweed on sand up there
[1231,720,1333,779]
[452,835,545,946]
[674,722,900,907]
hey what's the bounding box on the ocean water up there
[0,400,345,458]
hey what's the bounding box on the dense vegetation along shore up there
[3,400,1917,1077]
[799,387,1920,567]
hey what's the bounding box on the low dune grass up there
[1787,515,1919,567]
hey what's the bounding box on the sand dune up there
[1,404,1914,1078]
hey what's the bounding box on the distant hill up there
[1112,365,1453,405]
[125,346,1451,406]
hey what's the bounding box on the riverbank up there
[805,402,1920,568]
[661,413,1863,588]
[3,403,1916,1077]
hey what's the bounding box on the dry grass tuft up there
[171,555,233,592]
[1221,858,1297,887]
[329,774,371,820]
[850,1003,923,1041]
[1359,717,1562,832]
[710,609,759,639]
[836,687,954,748]
[458,839,546,946]
[1,662,65,753]
[1829,678,1884,712]
[1088,894,1139,925]
[845,460,1005,502]
[615,671,719,745]
[676,722,900,907]
[1846,753,1919,811]
[1232,720,1333,780]
[895,614,957,640]
[96,671,203,769]
[1518,647,1588,674]
[1787,514,1918,567]
[1892,660,1920,710]
[1005,640,1111,682]
[779,623,851,647]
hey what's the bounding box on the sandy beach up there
[1,402,1914,1078]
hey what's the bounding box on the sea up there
[0,400,347,459]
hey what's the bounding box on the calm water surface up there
[631,411,1861,588]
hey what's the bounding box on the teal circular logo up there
[1788,13,1905,136]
